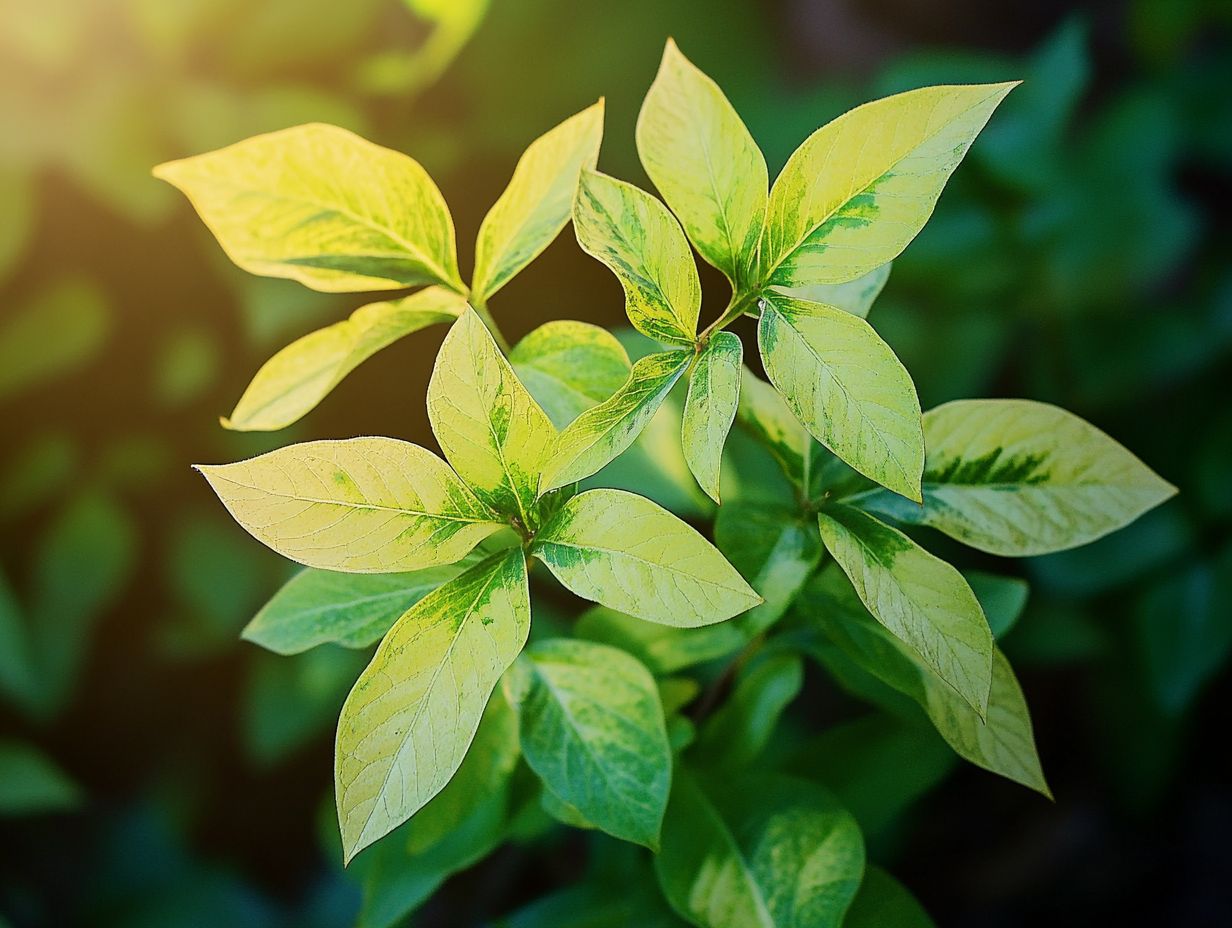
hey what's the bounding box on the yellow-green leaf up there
[759,295,923,501]
[573,169,700,345]
[682,332,742,503]
[735,368,809,487]
[224,286,466,431]
[773,262,891,319]
[760,83,1016,288]
[154,123,464,293]
[509,320,631,429]
[538,349,690,494]
[428,310,556,523]
[856,399,1178,556]
[636,39,767,287]
[472,101,604,303]
[197,438,502,573]
[335,548,529,862]
[534,488,761,627]
[805,565,1049,797]
[817,505,993,717]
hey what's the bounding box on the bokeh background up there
[1,0,1230,925]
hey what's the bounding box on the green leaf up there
[244,646,369,767]
[223,286,466,431]
[844,866,936,928]
[759,82,1016,288]
[816,505,992,716]
[655,772,864,928]
[682,332,742,503]
[785,714,955,837]
[636,38,767,286]
[335,548,530,862]
[516,638,671,848]
[0,740,81,815]
[428,309,556,523]
[243,565,470,654]
[804,566,1049,796]
[534,489,760,627]
[154,123,464,292]
[573,169,700,345]
[510,320,631,429]
[854,399,1178,556]
[28,492,137,717]
[539,349,690,493]
[0,279,109,401]
[693,653,803,771]
[965,570,1029,640]
[575,606,746,675]
[773,262,891,319]
[472,101,604,303]
[0,570,35,711]
[735,368,809,486]
[715,502,823,637]
[758,295,923,501]
[197,438,503,573]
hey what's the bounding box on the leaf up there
[539,349,690,493]
[693,653,803,771]
[636,39,767,286]
[516,638,671,847]
[575,606,746,675]
[844,866,936,928]
[352,690,519,928]
[224,286,466,431]
[785,714,955,837]
[965,571,1029,639]
[655,772,864,928]
[682,332,742,503]
[804,565,1049,796]
[0,570,34,710]
[758,295,923,501]
[197,438,503,573]
[773,262,891,319]
[816,505,992,716]
[244,647,369,766]
[243,565,469,654]
[853,399,1178,556]
[0,279,109,401]
[154,123,464,292]
[428,310,556,523]
[759,82,1016,288]
[28,492,137,717]
[573,169,700,345]
[472,100,604,303]
[715,502,823,637]
[510,320,631,429]
[735,368,809,486]
[0,740,81,815]
[534,489,760,627]
[335,548,530,862]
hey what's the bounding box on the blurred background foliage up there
[1,0,1230,925]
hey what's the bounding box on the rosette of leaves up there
[160,39,1177,928]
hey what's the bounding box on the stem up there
[470,297,511,353]
[700,289,760,342]
[692,634,765,722]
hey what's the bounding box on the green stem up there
[470,297,511,353]
[700,289,761,343]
